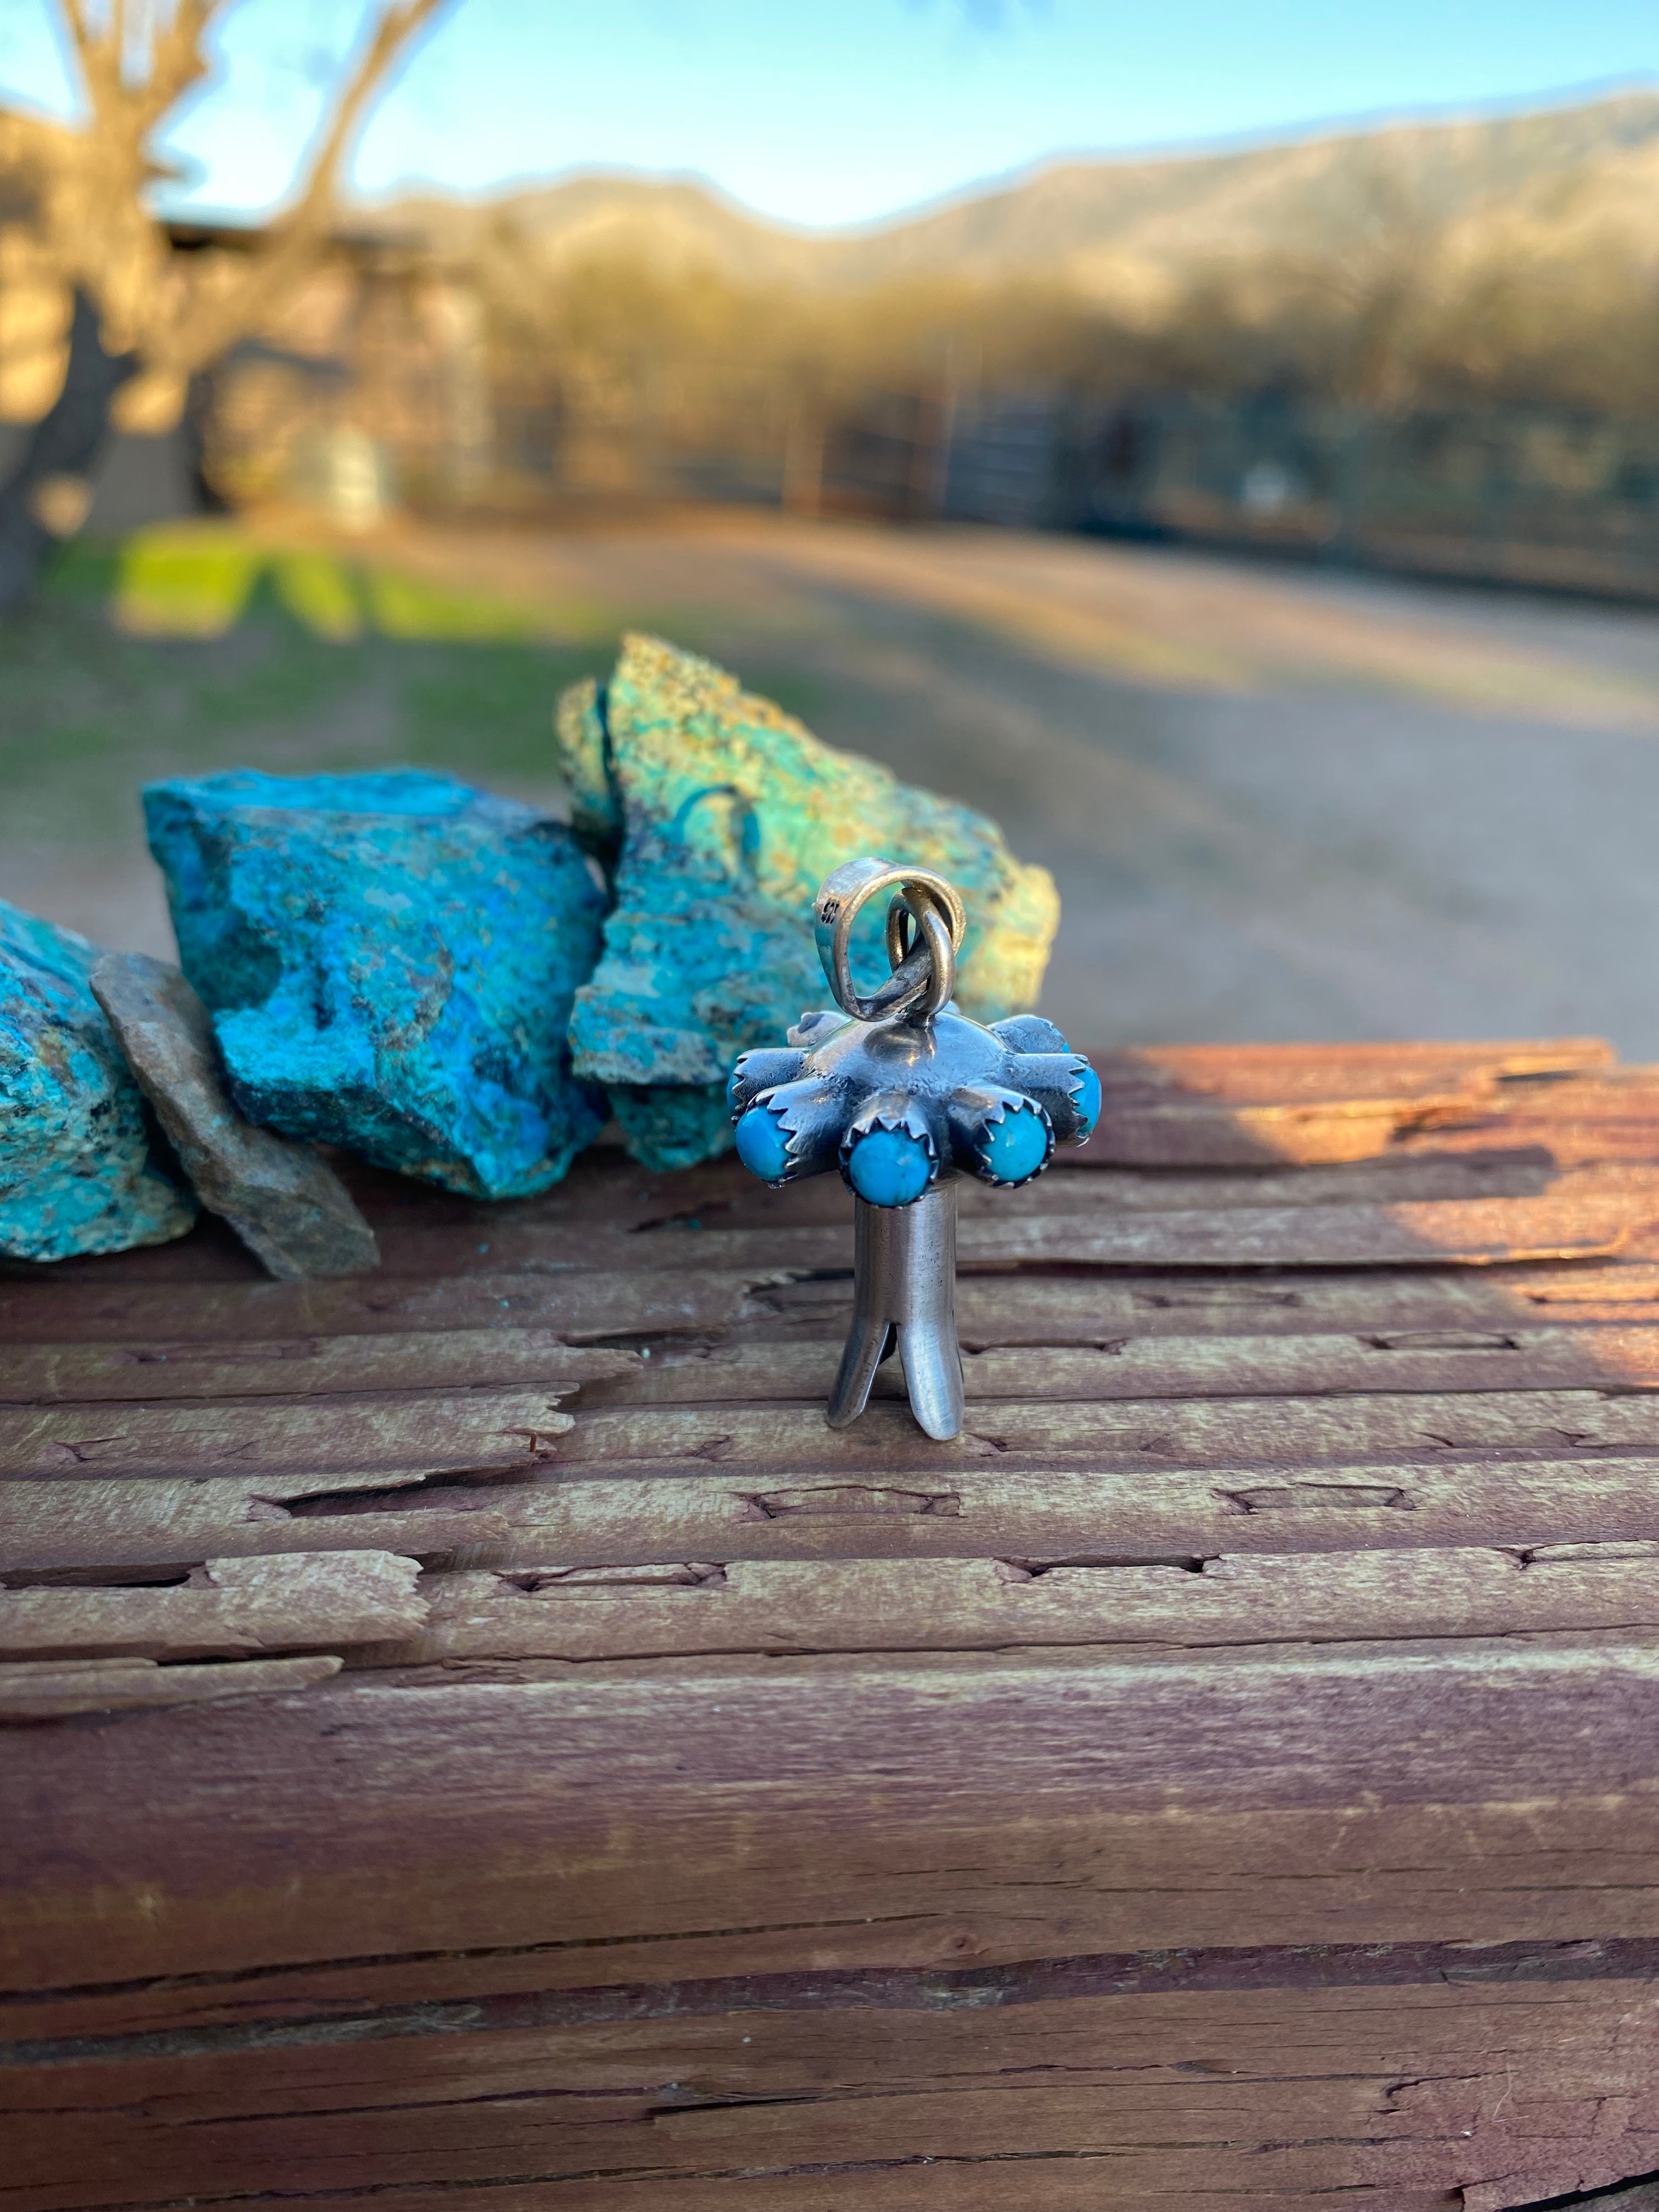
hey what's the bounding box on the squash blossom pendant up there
[727,858,1101,1440]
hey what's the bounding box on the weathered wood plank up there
[1081,1097,1550,1169]
[960,1190,1646,1268]
[754,1265,1659,1345]
[6,1249,1655,1361]
[0,1470,509,1575]
[0,1268,785,1346]
[400,1543,1659,1663]
[20,1451,1659,1588]
[361,1186,1647,1277]
[14,1804,1659,2047]
[1,1974,1648,2210]
[575,1326,1659,1407]
[1091,1036,1615,1097]
[0,2180,1469,2212]
[0,1391,572,1480]
[14,1646,1659,1996]
[3,1036,1656,2212]
[569,1149,1590,1227]
[1057,1039,1617,1170]
[979,1152,1572,1210]
[0,1552,425,1661]
[550,1387,1659,1470]
[475,1457,1659,1573]
[0,1335,637,1406]
[0,1653,340,1720]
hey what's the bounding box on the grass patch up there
[3,526,618,850]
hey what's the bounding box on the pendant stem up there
[827,1181,962,1440]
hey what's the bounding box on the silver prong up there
[898,1317,964,1440]
[830,1183,961,1440]
[827,1313,893,1428]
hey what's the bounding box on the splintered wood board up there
[10,1035,1659,2211]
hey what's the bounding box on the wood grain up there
[0,1550,425,1660]
[399,1542,1659,1663]
[476,1456,1659,1573]
[8,1037,1659,2211]
[0,1334,638,1405]
[0,1652,340,1720]
[0,1266,784,1345]
[0,1469,509,1574]
[361,1184,1647,1277]
[15,1645,1659,1993]
[1091,1037,1615,1095]
[0,1390,573,1480]
[546,1386,1659,1470]
[1,1976,1650,2211]
[767,1263,1659,1345]
[574,1324,1659,1405]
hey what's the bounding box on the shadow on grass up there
[2,529,631,848]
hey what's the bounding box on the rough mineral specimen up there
[144,769,607,1200]
[92,952,380,1279]
[558,635,1059,1171]
[0,902,195,1261]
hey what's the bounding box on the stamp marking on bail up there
[727,857,1100,1440]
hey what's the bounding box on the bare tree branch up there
[60,0,117,125]
[137,2,221,131]
[286,0,448,242]
[163,0,452,372]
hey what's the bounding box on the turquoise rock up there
[144,769,608,1200]
[560,635,1060,1171]
[0,901,196,1260]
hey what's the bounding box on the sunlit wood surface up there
[10,1037,1659,2206]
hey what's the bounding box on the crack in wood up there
[10,1936,1659,2072]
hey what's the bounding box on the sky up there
[1,0,1656,232]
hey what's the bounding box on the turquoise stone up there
[979,1103,1051,1184]
[1071,1063,1102,1139]
[846,1124,934,1207]
[144,769,607,1200]
[734,1102,792,1182]
[560,635,1059,1172]
[0,901,195,1260]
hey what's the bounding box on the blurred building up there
[0,103,490,531]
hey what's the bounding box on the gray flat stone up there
[91,952,379,1281]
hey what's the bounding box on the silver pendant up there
[727,858,1099,1440]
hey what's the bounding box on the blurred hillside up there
[365,90,1659,415]
[377,92,1659,290]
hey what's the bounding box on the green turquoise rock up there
[144,769,608,1200]
[559,635,1059,1171]
[0,901,196,1261]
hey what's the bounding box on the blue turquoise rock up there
[0,901,196,1260]
[144,770,608,1200]
[559,636,1060,1172]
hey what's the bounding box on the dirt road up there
[9,509,1659,1052]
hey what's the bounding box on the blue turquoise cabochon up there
[845,1124,934,1206]
[733,1102,793,1182]
[978,1102,1051,1184]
